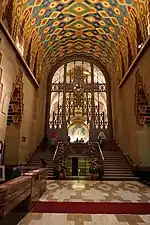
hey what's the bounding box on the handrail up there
[24,148,37,164]
[53,142,59,160]
[96,142,104,161]
[120,148,136,167]
[24,138,47,164]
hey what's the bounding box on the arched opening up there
[26,38,32,67]
[49,61,108,141]
[120,51,125,78]
[15,19,26,56]
[134,16,143,51]
[33,51,38,77]
[127,37,132,68]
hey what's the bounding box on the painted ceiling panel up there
[13,0,148,77]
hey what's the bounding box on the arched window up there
[15,19,25,56]
[127,37,132,68]
[33,52,38,77]
[26,38,32,66]
[49,61,108,141]
[120,51,125,78]
[135,16,143,51]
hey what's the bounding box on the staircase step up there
[25,143,138,181]
[104,169,131,172]
[102,177,139,181]
[104,173,133,176]
[103,165,130,168]
[26,151,54,177]
[102,149,138,180]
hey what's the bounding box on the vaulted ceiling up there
[11,0,148,80]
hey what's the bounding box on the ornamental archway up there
[49,60,110,141]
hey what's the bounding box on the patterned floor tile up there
[39,180,150,203]
[18,214,150,225]
[18,180,150,224]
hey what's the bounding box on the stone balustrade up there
[0,176,31,217]
[0,168,48,219]
[23,168,48,204]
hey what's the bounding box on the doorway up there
[72,157,78,176]
[66,156,90,177]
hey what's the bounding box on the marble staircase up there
[102,150,138,180]
[25,141,139,181]
[26,149,54,179]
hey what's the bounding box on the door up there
[72,157,78,176]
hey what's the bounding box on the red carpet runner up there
[33,202,150,214]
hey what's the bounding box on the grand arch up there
[45,57,113,141]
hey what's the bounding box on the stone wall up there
[0,26,46,165]
[112,39,150,167]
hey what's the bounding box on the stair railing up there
[24,137,47,165]
[24,148,37,164]
[53,142,59,160]
[120,148,136,167]
[95,142,104,161]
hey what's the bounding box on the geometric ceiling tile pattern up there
[10,0,148,79]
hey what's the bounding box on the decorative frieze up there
[0,51,3,104]
[147,0,150,35]
[134,69,150,126]
[7,69,24,125]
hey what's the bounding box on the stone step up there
[28,163,53,164]
[102,149,136,180]
[103,162,128,164]
[103,156,125,158]
[104,168,131,171]
[103,172,134,176]
[28,159,53,161]
[103,165,130,168]
[102,176,139,181]
[104,172,133,175]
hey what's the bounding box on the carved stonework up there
[134,69,150,126]
[7,69,24,125]
[0,52,3,103]
[0,52,2,64]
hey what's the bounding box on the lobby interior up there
[0,0,150,224]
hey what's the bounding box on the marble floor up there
[18,180,150,225]
[18,213,150,225]
[40,180,150,203]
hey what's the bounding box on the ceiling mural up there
[9,1,149,79]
